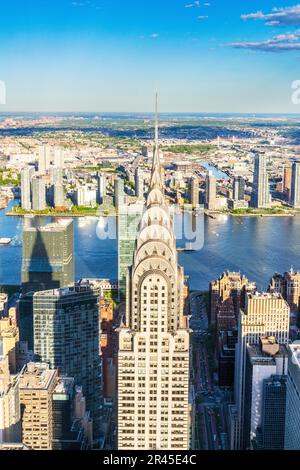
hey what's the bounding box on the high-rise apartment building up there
[21,166,35,211]
[251,153,271,209]
[118,100,190,450]
[33,281,102,438]
[284,342,300,450]
[0,355,21,444]
[189,177,199,208]
[232,176,245,201]
[75,185,97,207]
[97,172,107,204]
[234,292,290,449]
[31,176,46,211]
[135,167,145,199]
[205,172,217,210]
[290,160,300,208]
[38,145,52,174]
[283,164,292,200]
[19,362,58,450]
[114,177,125,210]
[50,167,64,208]
[21,218,74,294]
[54,147,64,168]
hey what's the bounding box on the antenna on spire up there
[155,90,159,145]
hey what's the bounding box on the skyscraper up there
[54,147,64,168]
[21,218,74,294]
[283,164,292,200]
[135,167,145,199]
[290,160,300,208]
[117,201,143,300]
[97,172,106,204]
[0,355,21,444]
[232,176,245,201]
[114,177,125,210]
[269,269,300,323]
[210,271,256,326]
[19,362,58,450]
[0,314,19,374]
[205,172,217,210]
[189,177,199,208]
[118,97,190,450]
[33,281,102,439]
[259,375,287,450]
[251,153,271,209]
[243,337,288,449]
[234,292,290,449]
[38,145,52,174]
[285,342,300,449]
[31,176,46,211]
[21,166,35,211]
[52,378,92,450]
[50,167,64,208]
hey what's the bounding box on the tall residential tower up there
[251,154,271,209]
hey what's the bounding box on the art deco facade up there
[210,271,256,326]
[118,105,190,450]
[269,269,300,322]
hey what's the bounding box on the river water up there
[0,200,300,291]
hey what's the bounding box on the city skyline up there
[0,1,299,113]
[1,1,300,455]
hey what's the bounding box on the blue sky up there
[0,0,300,112]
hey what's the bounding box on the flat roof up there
[289,343,300,368]
[24,219,73,232]
[19,362,57,391]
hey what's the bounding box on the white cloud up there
[140,33,160,39]
[185,1,200,8]
[241,5,300,27]
[229,30,300,52]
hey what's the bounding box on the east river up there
[1,200,300,291]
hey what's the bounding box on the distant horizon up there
[1,111,300,117]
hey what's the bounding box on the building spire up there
[155,90,159,146]
[148,91,163,197]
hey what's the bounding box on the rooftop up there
[289,343,300,368]
[33,280,100,298]
[247,291,284,300]
[24,219,72,232]
[53,376,74,396]
[19,362,57,391]
[247,343,288,364]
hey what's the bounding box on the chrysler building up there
[117,96,190,450]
